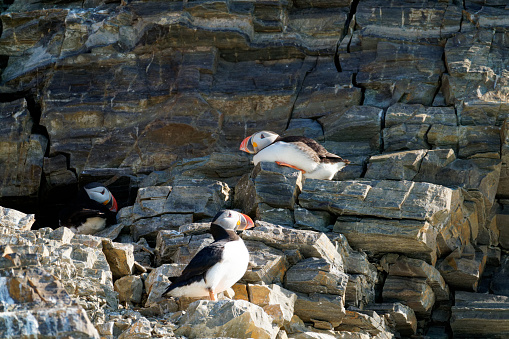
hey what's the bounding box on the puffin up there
[58,182,118,235]
[162,209,254,301]
[239,130,350,180]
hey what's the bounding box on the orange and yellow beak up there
[237,213,254,231]
[239,136,255,154]
[104,195,118,212]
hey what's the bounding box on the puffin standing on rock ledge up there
[240,130,350,180]
[58,182,118,235]
[162,210,254,301]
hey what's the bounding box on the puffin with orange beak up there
[59,182,118,235]
[240,130,350,180]
[162,210,254,301]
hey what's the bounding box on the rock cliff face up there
[1,0,509,338]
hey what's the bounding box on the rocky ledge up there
[1,157,509,338]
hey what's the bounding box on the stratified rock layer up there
[1,0,509,338]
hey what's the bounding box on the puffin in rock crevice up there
[58,182,118,235]
[162,210,254,301]
[240,130,350,180]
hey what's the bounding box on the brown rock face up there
[2,0,509,338]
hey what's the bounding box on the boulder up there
[118,317,152,339]
[144,263,186,306]
[242,221,344,269]
[175,300,279,339]
[385,255,450,301]
[366,303,417,336]
[47,226,75,243]
[0,206,35,232]
[284,257,348,296]
[102,239,135,279]
[451,291,509,338]
[232,283,249,301]
[365,150,427,181]
[437,245,487,291]
[294,293,346,328]
[337,309,391,338]
[132,186,172,219]
[163,179,230,219]
[334,234,377,280]
[234,162,303,214]
[0,306,100,338]
[144,263,185,294]
[382,276,435,317]
[334,217,439,264]
[458,126,501,159]
[300,179,453,227]
[114,275,143,304]
[248,284,297,326]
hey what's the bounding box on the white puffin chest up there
[253,142,319,173]
[71,217,106,235]
[205,239,250,292]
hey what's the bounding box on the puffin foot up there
[208,290,217,301]
[275,161,306,173]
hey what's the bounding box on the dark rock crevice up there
[351,72,365,106]
[285,57,318,131]
[379,107,387,154]
[25,94,50,157]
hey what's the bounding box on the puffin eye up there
[101,189,105,195]
[260,134,265,139]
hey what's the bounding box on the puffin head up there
[84,182,118,212]
[239,131,279,154]
[211,210,254,232]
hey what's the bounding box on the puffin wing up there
[78,197,117,223]
[163,240,226,296]
[278,135,349,164]
[278,136,350,164]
